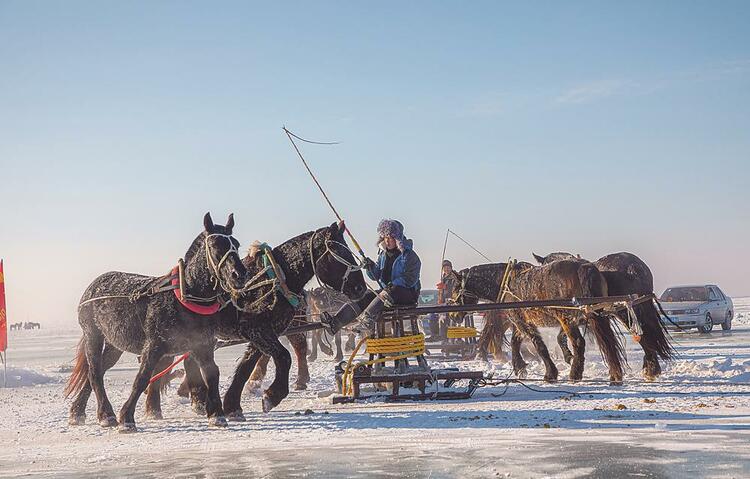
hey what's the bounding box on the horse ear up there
[532,253,545,264]
[204,212,215,232]
[576,253,581,259]
[225,213,235,233]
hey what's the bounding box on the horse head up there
[183,212,248,301]
[310,221,368,301]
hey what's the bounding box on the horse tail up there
[578,263,628,379]
[636,300,677,361]
[587,311,627,379]
[64,337,89,398]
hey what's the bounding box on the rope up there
[447,326,478,339]
[447,229,493,262]
[148,353,189,385]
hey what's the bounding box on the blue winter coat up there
[366,239,421,292]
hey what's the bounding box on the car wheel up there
[699,313,713,334]
[722,311,732,331]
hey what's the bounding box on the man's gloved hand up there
[380,288,395,308]
[363,257,376,273]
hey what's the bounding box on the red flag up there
[0,259,7,352]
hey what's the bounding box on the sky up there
[1,1,748,326]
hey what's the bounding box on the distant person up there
[322,219,421,334]
[435,259,457,339]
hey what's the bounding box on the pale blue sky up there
[1,1,748,325]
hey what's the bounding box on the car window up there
[708,288,717,301]
[710,287,724,300]
[660,287,709,302]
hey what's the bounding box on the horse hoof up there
[515,368,528,380]
[543,375,558,383]
[564,356,573,365]
[225,410,246,422]
[99,416,118,428]
[145,411,164,420]
[334,356,343,363]
[209,416,228,428]
[610,379,624,386]
[262,396,276,413]
[118,423,137,433]
[294,382,308,391]
[68,415,86,426]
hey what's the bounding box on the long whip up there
[282,126,367,259]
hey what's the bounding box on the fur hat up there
[377,219,406,252]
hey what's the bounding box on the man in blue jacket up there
[322,218,421,334]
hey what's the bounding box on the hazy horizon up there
[1,1,748,327]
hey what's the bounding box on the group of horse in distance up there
[9,321,41,331]
[65,212,674,432]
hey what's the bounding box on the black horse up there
[533,251,675,379]
[65,213,249,432]
[178,221,371,421]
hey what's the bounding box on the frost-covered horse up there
[65,213,249,432]
[533,251,675,380]
[178,222,370,420]
[451,259,627,384]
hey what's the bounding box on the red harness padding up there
[149,352,190,385]
[170,266,223,315]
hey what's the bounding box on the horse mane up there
[183,232,207,265]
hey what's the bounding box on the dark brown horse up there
[533,251,675,379]
[451,259,627,384]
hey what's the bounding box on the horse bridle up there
[203,233,243,296]
[308,230,369,301]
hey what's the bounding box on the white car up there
[659,285,734,333]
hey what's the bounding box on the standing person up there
[322,219,421,334]
[435,259,457,339]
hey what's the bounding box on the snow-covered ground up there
[1,298,750,478]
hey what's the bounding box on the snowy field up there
[1,298,750,478]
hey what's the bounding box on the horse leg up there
[255,332,292,413]
[82,329,120,428]
[345,332,356,352]
[510,326,527,378]
[182,355,208,415]
[190,346,227,427]
[69,342,123,426]
[117,342,165,432]
[245,354,270,393]
[223,346,263,421]
[289,333,310,390]
[144,355,172,420]
[513,314,558,382]
[557,328,574,365]
[620,310,662,381]
[559,317,586,381]
[307,330,319,361]
[334,331,343,362]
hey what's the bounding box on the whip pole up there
[283,127,367,259]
